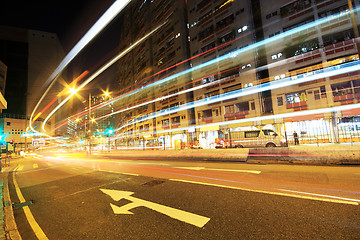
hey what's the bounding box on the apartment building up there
[114,0,192,148]
[112,0,360,148]
[260,0,360,143]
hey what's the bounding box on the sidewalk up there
[94,144,360,165]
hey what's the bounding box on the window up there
[331,82,352,97]
[6,122,10,126]
[218,31,235,45]
[225,105,235,114]
[162,119,169,126]
[320,86,327,98]
[199,25,214,40]
[205,90,219,98]
[263,129,277,136]
[286,91,307,104]
[200,41,215,53]
[277,96,283,106]
[251,102,255,110]
[235,102,249,112]
[314,90,320,100]
[245,131,260,138]
[172,116,180,124]
[216,14,234,30]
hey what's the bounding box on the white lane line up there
[170,179,359,205]
[13,168,48,239]
[278,189,360,203]
[96,169,139,176]
[175,167,261,174]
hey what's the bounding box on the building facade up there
[106,0,360,149]
[0,26,64,137]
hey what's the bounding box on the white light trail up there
[113,60,360,132]
[83,8,360,124]
[31,0,132,132]
[42,22,167,132]
[116,102,360,139]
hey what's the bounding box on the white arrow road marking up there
[101,189,210,228]
[175,167,261,174]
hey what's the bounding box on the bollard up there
[8,155,10,166]
[0,158,2,172]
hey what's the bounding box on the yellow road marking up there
[121,172,139,176]
[46,163,52,166]
[17,165,24,171]
[33,163,38,169]
[170,179,359,206]
[13,167,48,239]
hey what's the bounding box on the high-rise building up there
[111,0,360,148]
[0,26,65,147]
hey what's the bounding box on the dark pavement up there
[5,155,360,239]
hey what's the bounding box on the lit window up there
[242,25,248,31]
[280,74,286,79]
[271,54,277,60]
[278,52,283,58]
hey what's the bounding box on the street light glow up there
[69,87,78,96]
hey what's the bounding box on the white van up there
[217,129,287,148]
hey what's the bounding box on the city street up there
[6,154,360,239]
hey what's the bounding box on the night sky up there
[1,0,123,93]
[0,0,116,51]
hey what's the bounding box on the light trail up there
[64,8,357,130]
[30,0,132,133]
[42,22,168,132]
[53,7,358,135]
[115,102,360,141]
[112,60,360,133]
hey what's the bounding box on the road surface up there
[6,153,360,239]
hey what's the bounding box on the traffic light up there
[106,128,114,136]
[9,140,13,144]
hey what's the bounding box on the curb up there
[92,146,360,165]
[1,167,21,240]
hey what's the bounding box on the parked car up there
[216,129,287,148]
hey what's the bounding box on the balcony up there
[224,113,235,118]
[202,116,213,123]
[235,110,249,119]
[171,122,180,128]
[334,93,354,105]
[286,101,307,111]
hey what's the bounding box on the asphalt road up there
[6,154,360,239]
